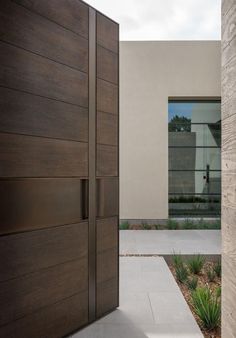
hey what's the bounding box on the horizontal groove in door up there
[97,79,118,115]
[96,217,118,253]
[0,42,88,107]
[0,133,88,178]
[0,222,88,282]
[0,257,88,326]
[0,87,88,142]
[0,291,88,338]
[96,178,119,217]
[13,0,89,39]
[97,45,118,85]
[96,13,118,53]
[0,179,88,235]
[97,145,118,177]
[0,1,88,73]
[97,111,118,146]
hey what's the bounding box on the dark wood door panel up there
[0,222,88,281]
[97,145,118,177]
[13,0,89,39]
[0,292,88,338]
[97,217,118,253]
[97,247,117,285]
[97,111,118,146]
[97,13,118,53]
[97,179,119,217]
[0,87,88,142]
[97,79,118,115]
[97,45,118,84]
[0,42,88,107]
[0,133,88,178]
[96,278,118,318]
[0,179,88,235]
[0,1,88,72]
[0,258,88,326]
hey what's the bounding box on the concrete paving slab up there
[120,230,221,255]
[73,257,203,338]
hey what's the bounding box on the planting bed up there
[168,259,221,338]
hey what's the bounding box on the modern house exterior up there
[120,41,221,223]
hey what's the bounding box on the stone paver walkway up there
[73,257,203,338]
[120,230,221,255]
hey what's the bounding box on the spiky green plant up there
[207,268,216,282]
[175,264,189,283]
[192,287,221,330]
[216,286,221,299]
[214,260,221,278]
[172,251,183,268]
[186,276,198,290]
[187,255,205,275]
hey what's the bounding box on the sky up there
[86,0,221,41]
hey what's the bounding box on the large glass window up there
[168,100,221,217]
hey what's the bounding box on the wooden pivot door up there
[0,1,119,337]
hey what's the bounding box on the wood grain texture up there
[97,79,118,115]
[222,254,236,338]
[222,0,235,18]
[96,278,118,318]
[0,42,88,107]
[13,0,89,39]
[97,248,117,284]
[0,258,87,326]
[222,2,236,337]
[96,217,118,317]
[222,4,236,65]
[222,54,236,106]
[0,87,88,142]
[0,222,88,281]
[222,221,236,258]
[0,133,88,178]
[97,45,118,84]
[97,145,118,177]
[97,217,118,253]
[97,13,118,53]
[97,178,119,217]
[0,292,88,338]
[97,111,118,146]
[0,179,87,235]
[222,94,236,120]
[0,0,88,72]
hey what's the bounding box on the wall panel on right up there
[222,0,236,336]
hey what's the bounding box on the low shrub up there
[142,222,152,230]
[186,276,198,290]
[187,255,205,274]
[214,260,221,278]
[192,287,221,330]
[119,221,129,230]
[167,219,179,230]
[183,219,195,229]
[175,264,189,283]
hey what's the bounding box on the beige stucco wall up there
[120,41,221,221]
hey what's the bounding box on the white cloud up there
[86,0,221,40]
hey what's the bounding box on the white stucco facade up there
[120,41,221,221]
